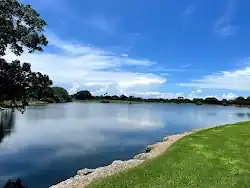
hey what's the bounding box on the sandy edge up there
[49,129,201,188]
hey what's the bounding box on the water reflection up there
[0,111,15,143]
[235,112,250,118]
[25,105,67,121]
[0,103,250,188]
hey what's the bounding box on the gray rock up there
[162,136,169,142]
[163,135,180,142]
[145,145,153,153]
[133,153,149,160]
[77,168,95,176]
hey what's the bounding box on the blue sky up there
[6,0,250,99]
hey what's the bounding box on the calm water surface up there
[1,103,250,188]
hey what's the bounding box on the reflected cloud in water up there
[0,103,250,188]
[25,104,67,121]
[235,112,250,118]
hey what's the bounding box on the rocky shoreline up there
[50,131,195,188]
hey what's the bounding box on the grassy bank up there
[89,121,250,188]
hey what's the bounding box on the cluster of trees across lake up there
[0,0,250,113]
[2,87,250,109]
[71,90,250,107]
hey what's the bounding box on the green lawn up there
[89,121,250,188]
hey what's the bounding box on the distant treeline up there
[3,87,249,107]
[71,90,250,106]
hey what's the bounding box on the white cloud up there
[187,91,198,99]
[221,93,238,100]
[4,33,166,96]
[213,0,236,38]
[121,54,128,57]
[69,83,80,95]
[186,91,237,100]
[178,66,250,91]
[128,91,237,100]
[196,89,202,93]
[131,92,184,99]
[0,107,164,156]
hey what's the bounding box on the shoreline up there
[73,100,250,108]
[50,130,201,188]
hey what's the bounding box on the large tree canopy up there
[0,0,50,111]
[0,58,52,112]
[0,0,48,56]
[52,87,72,102]
[73,90,93,100]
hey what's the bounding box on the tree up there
[0,0,48,56]
[222,99,228,106]
[193,98,204,105]
[74,90,92,100]
[128,96,135,101]
[110,95,119,100]
[0,0,49,111]
[236,96,245,101]
[52,87,72,102]
[0,59,52,112]
[233,96,250,106]
[204,97,220,105]
[120,94,128,101]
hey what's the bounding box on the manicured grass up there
[89,121,250,188]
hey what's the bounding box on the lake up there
[1,102,250,188]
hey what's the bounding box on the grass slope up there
[89,121,250,188]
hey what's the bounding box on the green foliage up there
[52,87,72,102]
[72,90,250,107]
[119,94,128,100]
[222,99,228,106]
[233,96,250,106]
[0,58,52,112]
[89,121,250,188]
[73,90,92,100]
[204,97,220,105]
[0,0,49,111]
[0,0,48,56]
[193,98,204,105]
